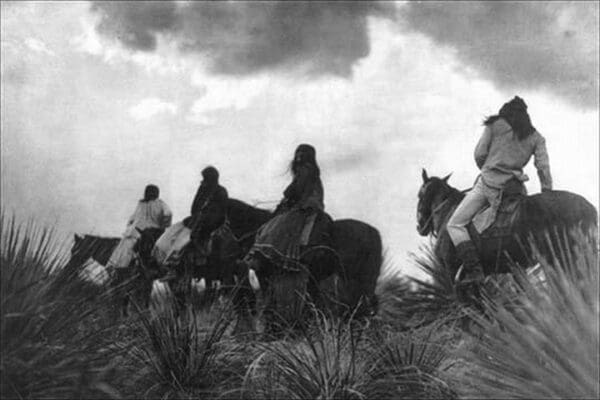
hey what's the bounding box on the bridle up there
[418,185,455,238]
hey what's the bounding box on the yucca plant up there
[132,299,236,397]
[376,243,470,331]
[462,227,599,399]
[241,308,370,400]
[0,212,124,399]
[365,320,458,399]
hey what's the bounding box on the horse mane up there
[226,198,273,238]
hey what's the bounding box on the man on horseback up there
[447,96,553,284]
[107,184,172,271]
[106,184,172,315]
[159,166,229,282]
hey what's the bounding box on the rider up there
[107,184,172,270]
[188,166,229,248]
[446,96,553,283]
[253,144,332,269]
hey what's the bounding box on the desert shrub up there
[462,228,599,399]
[0,213,125,399]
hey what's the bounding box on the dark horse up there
[167,198,383,329]
[235,208,382,331]
[67,233,157,316]
[166,199,272,313]
[417,169,598,280]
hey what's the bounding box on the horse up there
[233,207,382,333]
[165,198,383,332]
[67,232,158,317]
[416,169,598,282]
[165,199,272,314]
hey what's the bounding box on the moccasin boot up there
[455,241,485,284]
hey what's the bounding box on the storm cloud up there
[400,1,599,109]
[91,1,394,77]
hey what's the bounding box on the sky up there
[1,1,599,277]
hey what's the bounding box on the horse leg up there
[231,271,257,335]
[201,278,216,308]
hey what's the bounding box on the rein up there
[426,195,455,237]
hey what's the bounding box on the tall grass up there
[462,228,599,399]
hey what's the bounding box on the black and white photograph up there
[1,1,598,398]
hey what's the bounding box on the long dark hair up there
[142,184,159,202]
[484,96,535,140]
[289,144,320,177]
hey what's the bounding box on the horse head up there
[417,168,452,236]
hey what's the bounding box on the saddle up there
[470,179,526,238]
[249,209,334,273]
[188,222,233,267]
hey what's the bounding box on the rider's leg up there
[447,183,490,282]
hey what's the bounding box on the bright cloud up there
[187,73,269,124]
[129,97,178,120]
[24,37,55,56]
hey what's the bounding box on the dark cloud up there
[400,1,599,109]
[91,1,178,50]
[91,1,394,77]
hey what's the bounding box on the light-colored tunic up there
[127,199,173,232]
[447,118,553,246]
[475,118,552,190]
[107,199,172,269]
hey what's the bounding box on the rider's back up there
[477,118,551,190]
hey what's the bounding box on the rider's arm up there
[533,132,553,191]
[190,186,203,215]
[474,126,492,169]
[283,166,310,204]
[161,201,173,228]
[127,203,139,227]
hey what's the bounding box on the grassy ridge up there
[1,212,598,399]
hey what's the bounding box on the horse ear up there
[421,168,429,183]
[442,173,452,183]
[74,234,82,243]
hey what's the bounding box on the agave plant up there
[462,227,599,399]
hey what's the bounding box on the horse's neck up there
[432,188,464,233]
[227,198,272,234]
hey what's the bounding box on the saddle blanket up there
[249,209,318,272]
[106,227,141,269]
[152,221,191,266]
